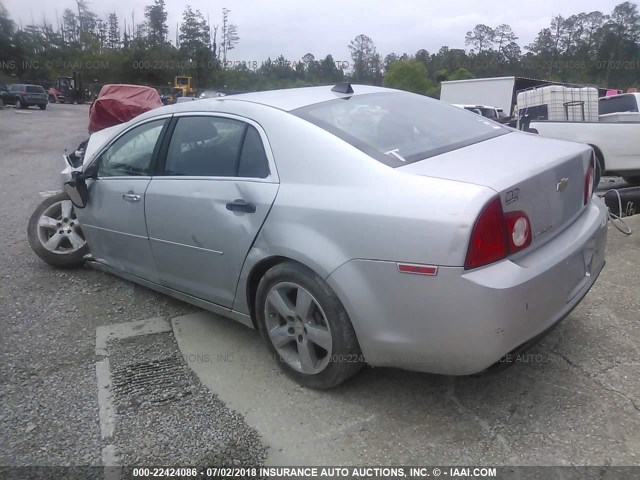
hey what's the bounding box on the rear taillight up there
[465,197,532,270]
[465,197,508,269]
[505,212,532,252]
[584,154,595,205]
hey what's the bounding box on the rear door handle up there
[226,199,256,213]
[122,193,141,202]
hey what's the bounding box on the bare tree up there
[220,8,239,65]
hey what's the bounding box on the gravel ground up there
[0,104,263,467]
[109,333,266,466]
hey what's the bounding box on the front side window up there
[292,92,508,167]
[97,119,166,177]
[164,116,270,178]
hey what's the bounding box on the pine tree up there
[107,13,120,50]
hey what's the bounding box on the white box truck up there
[440,77,518,115]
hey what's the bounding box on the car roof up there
[215,84,392,112]
[133,84,404,124]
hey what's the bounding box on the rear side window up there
[26,85,46,93]
[599,95,638,115]
[238,126,270,178]
[164,116,270,178]
[9,85,22,92]
[292,92,508,167]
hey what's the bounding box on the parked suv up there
[0,84,48,110]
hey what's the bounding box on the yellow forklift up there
[173,76,195,98]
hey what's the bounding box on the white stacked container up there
[517,85,599,122]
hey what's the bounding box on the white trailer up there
[440,77,518,115]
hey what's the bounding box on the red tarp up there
[89,84,163,133]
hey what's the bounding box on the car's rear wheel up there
[27,192,89,268]
[48,94,56,103]
[255,262,364,389]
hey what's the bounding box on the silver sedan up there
[29,84,608,389]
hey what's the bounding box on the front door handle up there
[226,199,256,213]
[123,192,141,202]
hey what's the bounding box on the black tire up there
[27,192,89,268]
[255,261,364,389]
[48,94,56,103]
[622,176,640,186]
[39,104,46,110]
[15,99,24,109]
[593,152,604,186]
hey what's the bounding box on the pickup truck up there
[530,93,640,184]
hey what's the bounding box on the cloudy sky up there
[4,0,631,62]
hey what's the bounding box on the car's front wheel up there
[39,104,46,110]
[15,99,24,109]
[255,262,364,389]
[27,192,89,268]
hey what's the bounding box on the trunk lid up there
[398,131,592,249]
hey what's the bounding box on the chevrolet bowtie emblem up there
[556,177,569,192]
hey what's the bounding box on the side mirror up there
[64,172,90,208]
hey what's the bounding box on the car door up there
[77,117,169,282]
[144,113,279,307]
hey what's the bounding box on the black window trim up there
[154,112,276,181]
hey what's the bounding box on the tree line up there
[0,0,639,97]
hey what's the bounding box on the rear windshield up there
[292,92,508,167]
[599,95,638,115]
[26,85,46,93]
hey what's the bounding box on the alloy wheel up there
[36,199,86,254]
[264,282,333,374]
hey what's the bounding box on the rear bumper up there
[24,98,48,105]
[326,197,608,375]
